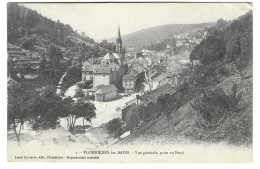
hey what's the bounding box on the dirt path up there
[64,83,79,97]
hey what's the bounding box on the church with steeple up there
[101,26,123,66]
[82,26,128,95]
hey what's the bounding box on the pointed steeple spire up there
[116,25,122,44]
[116,25,123,54]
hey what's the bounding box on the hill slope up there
[115,64,252,146]
[7,3,112,57]
[114,11,252,146]
[108,23,215,48]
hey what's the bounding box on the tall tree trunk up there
[13,119,22,147]
[66,118,69,130]
[72,115,76,132]
[83,118,85,134]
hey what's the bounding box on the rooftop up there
[151,72,162,79]
[82,61,94,71]
[112,53,122,59]
[95,84,118,94]
[103,53,115,60]
[153,64,167,74]
[154,73,166,82]
[24,74,39,80]
[108,62,120,70]
[123,74,136,81]
[103,53,122,60]
[93,67,111,74]
[139,83,175,105]
[7,77,18,86]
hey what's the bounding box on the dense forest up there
[7,3,120,89]
[7,3,115,58]
[190,12,253,67]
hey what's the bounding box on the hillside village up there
[7,3,252,152]
[7,24,204,148]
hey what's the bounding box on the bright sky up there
[20,3,252,41]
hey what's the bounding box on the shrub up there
[137,104,150,122]
[74,88,84,98]
[190,83,244,130]
[77,82,83,89]
[20,37,36,50]
[191,62,221,88]
[106,118,125,138]
[190,36,226,65]
[82,80,93,89]
[157,93,181,119]
[83,93,95,101]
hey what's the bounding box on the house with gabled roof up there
[122,74,136,92]
[81,27,128,98]
[93,67,113,87]
[101,53,122,66]
[95,84,118,101]
[82,61,94,81]
[7,77,18,86]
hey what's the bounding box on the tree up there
[72,59,82,70]
[137,104,150,122]
[29,85,64,130]
[190,84,244,130]
[216,18,228,31]
[8,83,38,146]
[61,97,75,132]
[74,99,96,133]
[106,118,125,138]
[40,55,47,70]
[7,59,14,77]
[47,44,66,80]
[100,40,116,51]
[134,72,145,92]
[158,94,172,119]
[190,36,226,65]
[127,113,140,132]
[146,103,160,120]
[61,97,96,133]
[48,44,63,65]
[157,93,181,120]
[74,87,84,98]
[226,33,241,62]
[20,37,35,50]
[24,9,38,30]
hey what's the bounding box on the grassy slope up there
[116,64,252,146]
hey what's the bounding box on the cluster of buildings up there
[116,27,208,133]
[81,27,128,102]
[81,28,169,102]
[78,26,201,105]
[173,27,209,50]
[122,49,157,93]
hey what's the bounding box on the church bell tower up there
[116,26,122,54]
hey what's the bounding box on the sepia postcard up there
[7,2,253,162]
